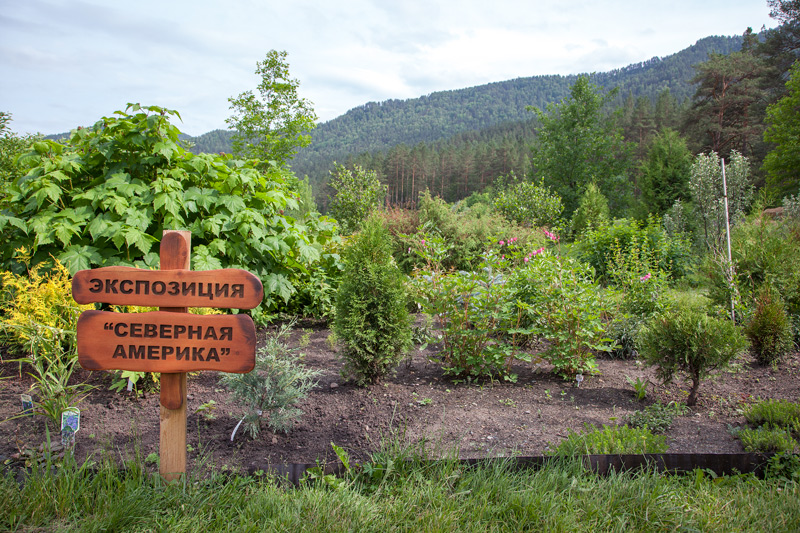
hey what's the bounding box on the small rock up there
[330,383,338,389]
[364,425,369,432]
[272,437,278,444]
[524,410,531,414]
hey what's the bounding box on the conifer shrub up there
[570,182,610,237]
[744,285,794,365]
[333,216,412,385]
[638,301,749,406]
[221,321,320,438]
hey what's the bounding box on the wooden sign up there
[72,267,263,309]
[73,230,263,481]
[77,310,256,373]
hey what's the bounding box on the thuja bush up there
[333,216,412,385]
[638,302,749,406]
[744,285,794,365]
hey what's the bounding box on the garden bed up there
[2,321,798,474]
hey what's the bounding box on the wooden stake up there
[158,230,190,481]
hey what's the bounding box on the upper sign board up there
[72,267,263,309]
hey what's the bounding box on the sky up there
[1,0,778,136]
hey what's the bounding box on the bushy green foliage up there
[401,191,542,273]
[705,213,800,323]
[578,217,692,282]
[0,112,37,193]
[638,302,749,406]
[413,251,521,382]
[743,399,800,433]
[549,424,667,456]
[0,104,332,315]
[763,61,800,199]
[744,285,794,365]
[638,128,693,216]
[626,402,687,434]
[738,426,798,454]
[220,321,320,438]
[570,182,610,237]
[511,248,613,377]
[605,231,670,358]
[333,217,412,385]
[492,177,563,228]
[0,258,93,427]
[328,163,387,235]
[689,150,754,252]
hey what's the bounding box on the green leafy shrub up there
[492,177,563,228]
[333,216,412,385]
[549,424,667,456]
[414,251,521,382]
[743,399,800,434]
[0,104,332,315]
[220,321,320,439]
[412,190,540,272]
[738,426,798,454]
[605,231,670,359]
[328,163,387,235]
[744,285,794,365]
[626,402,687,434]
[578,217,692,283]
[705,213,800,325]
[638,302,749,406]
[511,249,613,377]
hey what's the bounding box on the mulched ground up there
[2,319,799,475]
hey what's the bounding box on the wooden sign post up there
[73,230,263,481]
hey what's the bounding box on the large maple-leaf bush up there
[0,104,337,315]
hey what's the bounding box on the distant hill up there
[288,35,742,185]
[46,34,742,190]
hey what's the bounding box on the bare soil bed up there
[2,319,799,474]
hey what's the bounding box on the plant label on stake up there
[61,407,80,448]
[20,394,33,416]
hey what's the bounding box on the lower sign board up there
[77,310,256,373]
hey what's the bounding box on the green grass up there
[3,448,800,532]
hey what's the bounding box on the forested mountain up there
[48,33,743,207]
[291,34,743,193]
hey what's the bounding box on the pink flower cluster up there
[499,237,518,246]
[543,229,559,242]
[524,247,545,262]
[640,273,652,282]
